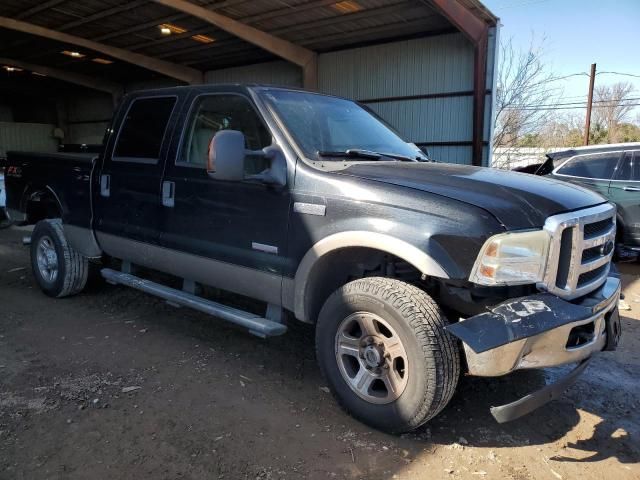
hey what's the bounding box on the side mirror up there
[207,130,245,181]
[207,129,287,186]
[246,145,287,187]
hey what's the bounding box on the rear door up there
[94,95,179,248]
[609,150,640,246]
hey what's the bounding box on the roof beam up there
[57,0,149,32]
[93,0,251,42]
[150,0,317,87]
[15,0,66,20]
[0,16,203,84]
[156,1,415,63]
[425,0,486,44]
[0,57,123,97]
[127,0,339,52]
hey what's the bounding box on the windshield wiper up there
[317,149,419,161]
[317,149,381,160]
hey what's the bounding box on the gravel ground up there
[0,225,638,480]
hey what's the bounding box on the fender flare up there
[292,231,450,322]
[21,184,64,220]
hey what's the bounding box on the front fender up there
[290,231,449,322]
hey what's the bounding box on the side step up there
[100,268,287,338]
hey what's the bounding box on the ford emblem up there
[600,240,614,256]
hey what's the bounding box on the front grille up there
[577,264,608,287]
[540,203,616,299]
[583,218,614,238]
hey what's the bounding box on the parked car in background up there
[515,143,640,255]
[0,170,11,229]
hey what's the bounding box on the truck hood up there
[338,162,606,229]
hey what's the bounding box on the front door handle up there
[100,174,110,197]
[162,181,175,207]
[623,186,640,192]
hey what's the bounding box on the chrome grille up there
[540,203,616,299]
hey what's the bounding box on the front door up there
[159,93,292,304]
[94,95,179,248]
[609,150,640,246]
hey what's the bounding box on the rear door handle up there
[162,181,175,207]
[623,186,640,192]
[100,174,110,197]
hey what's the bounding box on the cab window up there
[556,152,621,180]
[179,94,272,175]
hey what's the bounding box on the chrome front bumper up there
[446,276,621,422]
[447,275,621,377]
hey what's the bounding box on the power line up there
[503,97,640,109]
[505,103,640,111]
[597,71,640,79]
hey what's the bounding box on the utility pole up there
[584,63,596,145]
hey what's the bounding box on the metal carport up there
[0,0,498,165]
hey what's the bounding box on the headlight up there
[469,230,550,286]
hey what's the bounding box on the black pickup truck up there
[3,85,622,433]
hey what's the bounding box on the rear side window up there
[556,152,620,180]
[113,96,176,162]
[615,151,640,181]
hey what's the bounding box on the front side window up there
[180,94,272,170]
[259,89,426,162]
[113,97,176,162]
[615,151,640,181]
[556,152,621,180]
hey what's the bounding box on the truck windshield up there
[259,89,427,162]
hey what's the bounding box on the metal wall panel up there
[68,122,109,145]
[205,61,302,87]
[317,32,494,165]
[65,93,113,145]
[0,122,58,158]
[318,33,474,99]
[426,145,489,165]
[369,96,473,143]
[426,146,470,164]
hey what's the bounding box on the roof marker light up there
[331,1,362,14]
[159,23,187,35]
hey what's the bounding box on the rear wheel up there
[315,277,460,433]
[30,219,88,298]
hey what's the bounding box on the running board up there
[100,268,287,338]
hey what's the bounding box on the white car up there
[0,172,11,228]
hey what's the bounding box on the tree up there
[492,35,561,167]
[593,82,635,143]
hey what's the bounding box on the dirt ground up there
[0,225,638,480]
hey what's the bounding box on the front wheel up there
[30,219,89,298]
[316,277,460,433]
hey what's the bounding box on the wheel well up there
[25,188,62,225]
[303,247,427,324]
[616,214,625,243]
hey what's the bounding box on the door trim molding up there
[95,232,282,305]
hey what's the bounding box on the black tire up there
[316,277,460,433]
[30,219,89,298]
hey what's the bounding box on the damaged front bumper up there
[446,275,622,422]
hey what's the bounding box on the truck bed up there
[4,150,96,229]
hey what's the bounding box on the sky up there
[482,0,640,121]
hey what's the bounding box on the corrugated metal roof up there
[0,0,497,83]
